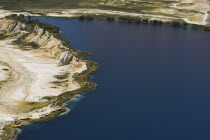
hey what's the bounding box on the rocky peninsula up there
[0,14,98,140]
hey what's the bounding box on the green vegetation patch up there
[13,35,39,50]
[79,0,171,13]
[6,14,75,51]
[5,14,60,33]
[0,126,18,140]
[19,101,51,112]
[73,13,210,32]
[54,72,70,80]
[52,61,98,107]
[0,0,84,9]
[0,32,17,40]
[27,60,98,124]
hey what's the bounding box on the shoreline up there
[0,8,209,31]
[38,12,210,32]
[0,15,98,140]
[0,6,209,139]
[14,94,85,140]
[0,40,98,140]
[12,61,98,140]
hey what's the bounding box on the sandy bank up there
[33,8,209,25]
[0,7,209,26]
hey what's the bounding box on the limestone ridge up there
[0,20,17,32]
[24,25,69,59]
[0,18,79,64]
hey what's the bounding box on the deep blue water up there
[17,18,210,140]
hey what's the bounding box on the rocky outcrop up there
[70,56,87,73]
[0,20,17,33]
[0,19,74,61]
[24,25,67,58]
[57,51,73,65]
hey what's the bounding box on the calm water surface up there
[17,18,210,140]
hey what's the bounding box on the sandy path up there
[0,47,33,103]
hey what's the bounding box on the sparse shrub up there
[170,21,181,27]
[152,20,158,24]
[165,21,171,25]
[119,16,129,21]
[27,42,39,49]
[107,17,115,21]
[78,15,94,20]
[157,20,163,24]
[182,22,188,27]
[85,16,94,20]
[142,18,149,23]
[79,16,85,20]
[31,19,60,33]
[135,19,142,23]
[203,26,210,31]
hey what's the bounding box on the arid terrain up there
[0,17,97,139]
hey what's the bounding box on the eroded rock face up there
[24,25,67,58]
[0,19,17,33]
[57,51,73,65]
[67,73,80,90]
[70,56,87,73]
[0,20,70,59]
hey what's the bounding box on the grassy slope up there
[0,0,172,11]
[0,0,84,9]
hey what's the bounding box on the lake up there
[17,17,210,140]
